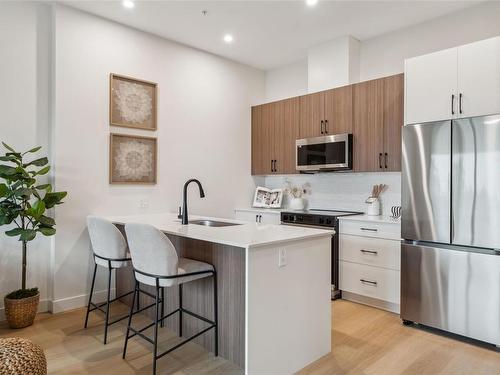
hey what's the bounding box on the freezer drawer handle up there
[360,279,378,286]
[360,249,378,255]
[360,227,378,232]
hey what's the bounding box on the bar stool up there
[85,216,141,344]
[123,223,218,375]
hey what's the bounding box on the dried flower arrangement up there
[284,181,311,198]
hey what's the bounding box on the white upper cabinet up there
[458,36,500,118]
[405,36,500,124]
[405,47,458,125]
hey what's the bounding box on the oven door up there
[296,134,352,171]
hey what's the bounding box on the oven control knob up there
[283,215,288,221]
[318,218,325,224]
[326,218,332,225]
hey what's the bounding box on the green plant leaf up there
[26,157,48,167]
[23,146,42,155]
[0,214,14,226]
[20,229,37,241]
[0,165,17,176]
[36,166,50,175]
[0,183,7,197]
[27,200,45,220]
[38,215,55,226]
[0,155,17,162]
[5,228,23,237]
[38,226,56,236]
[14,188,33,199]
[43,191,67,208]
[2,142,15,153]
[35,184,51,190]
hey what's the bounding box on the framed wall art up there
[109,73,157,131]
[109,133,157,184]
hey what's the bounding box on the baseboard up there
[0,289,115,321]
[341,291,400,314]
[51,288,115,314]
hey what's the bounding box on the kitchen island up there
[105,213,332,375]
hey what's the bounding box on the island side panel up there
[115,226,246,368]
[246,236,332,375]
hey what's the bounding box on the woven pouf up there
[0,338,47,375]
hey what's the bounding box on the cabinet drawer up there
[339,220,401,240]
[339,234,400,270]
[340,261,400,304]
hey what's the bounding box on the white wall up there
[51,5,265,310]
[360,1,500,81]
[262,173,401,217]
[0,1,53,319]
[265,60,307,102]
[265,1,500,100]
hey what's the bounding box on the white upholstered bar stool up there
[123,223,218,375]
[85,216,139,344]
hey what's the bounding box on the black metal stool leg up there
[153,283,160,375]
[122,280,138,359]
[213,272,218,357]
[103,266,112,344]
[160,287,165,328]
[84,263,97,329]
[179,284,183,336]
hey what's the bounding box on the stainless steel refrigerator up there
[401,114,500,346]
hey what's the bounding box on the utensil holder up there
[366,198,380,216]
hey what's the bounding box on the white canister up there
[289,197,305,211]
[366,198,380,216]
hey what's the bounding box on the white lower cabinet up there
[234,209,281,225]
[339,217,401,313]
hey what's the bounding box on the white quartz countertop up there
[338,214,401,225]
[234,207,283,214]
[104,213,333,249]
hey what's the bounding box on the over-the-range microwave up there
[296,134,353,172]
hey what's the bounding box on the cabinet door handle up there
[274,160,277,172]
[325,120,329,134]
[384,153,388,169]
[259,215,262,223]
[320,120,324,134]
[360,279,378,286]
[379,153,383,169]
[451,94,455,115]
[360,227,378,232]
[360,249,378,255]
[256,215,259,223]
[270,159,274,172]
[459,93,463,114]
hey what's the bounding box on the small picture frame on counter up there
[253,186,283,208]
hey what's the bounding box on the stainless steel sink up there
[189,219,241,227]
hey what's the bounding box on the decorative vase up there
[4,292,40,329]
[289,197,305,211]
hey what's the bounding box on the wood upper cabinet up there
[323,85,353,135]
[353,74,404,172]
[353,78,385,172]
[251,73,402,175]
[299,86,353,138]
[251,98,298,175]
[299,92,323,138]
[383,74,404,171]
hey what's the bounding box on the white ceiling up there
[62,0,478,70]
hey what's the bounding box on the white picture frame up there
[252,186,283,208]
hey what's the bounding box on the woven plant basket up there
[4,292,40,329]
[0,337,47,375]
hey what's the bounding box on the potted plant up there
[0,142,67,328]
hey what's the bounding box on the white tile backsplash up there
[259,172,401,216]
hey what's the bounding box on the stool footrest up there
[156,324,216,360]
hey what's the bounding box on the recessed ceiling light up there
[223,34,234,43]
[306,0,318,6]
[122,0,135,9]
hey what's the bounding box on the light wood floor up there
[1,300,499,374]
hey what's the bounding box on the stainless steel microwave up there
[296,134,353,172]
